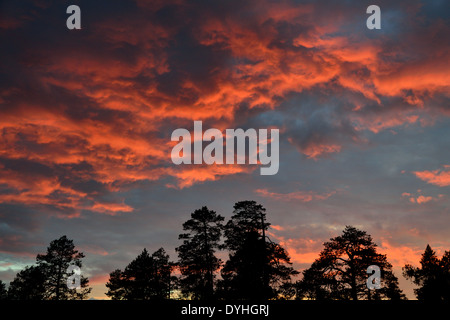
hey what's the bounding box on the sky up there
[0,0,449,299]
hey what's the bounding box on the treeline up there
[105,201,298,300]
[1,200,450,301]
[0,236,91,300]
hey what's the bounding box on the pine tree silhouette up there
[403,245,450,301]
[106,247,175,300]
[219,201,298,299]
[296,226,405,300]
[176,206,224,300]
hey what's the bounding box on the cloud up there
[168,165,255,189]
[271,225,284,231]
[413,165,450,187]
[401,189,445,204]
[0,156,134,216]
[256,188,336,202]
[1,0,448,210]
[0,0,449,299]
[412,195,433,204]
[91,202,134,215]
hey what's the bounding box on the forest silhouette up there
[1,200,449,301]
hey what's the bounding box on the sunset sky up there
[0,0,449,299]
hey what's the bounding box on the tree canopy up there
[5,203,450,301]
[219,200,298,299]
[106,247,175,300]
[0,280,7,300]
[6,266,47,300]
[36,235,91,300]
[403,245,450,301]
[176,206,224,300]
[5,236,91,300]
[296,226,405,300]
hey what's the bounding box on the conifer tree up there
[296,226,405,300]
[106,247,174,300]
[36,235,91,300]
[403,245,450,301]
[219,201,298,299]
[176,206,224,300]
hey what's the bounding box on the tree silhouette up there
[36,235,91,300]
[7,265,47,300]
[403,245,450,301]
[150,248,176,299]
[295,259,338,300]
[176,206,224,300]
[105,269,127,300]
[106,248,175,300]
[219,200,298,299]
[296,226,405,300]
[0,280,6,300]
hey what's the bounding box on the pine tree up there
[219,201,298,299]
[106,248,175,300]
[36,235,91,300]
[403,245,450,301]
[176,206,224,300]
[296,226,405,300]
[150,248,174,299]
[7,266,47,300]
[440,251,450,301]
[105,269,127,300]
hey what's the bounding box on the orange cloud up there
[415,195,433,204]
[91,202,134,215]
[301,143,342,159]
[1,0,449,217]
[0,166,134,216]
[401,192,411,197]
[352,112,419,134]
[271,225,284,231]
[374,59,450,98]
[413,165,450,187]
[401,190,444,204]
[168,165,255,189]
